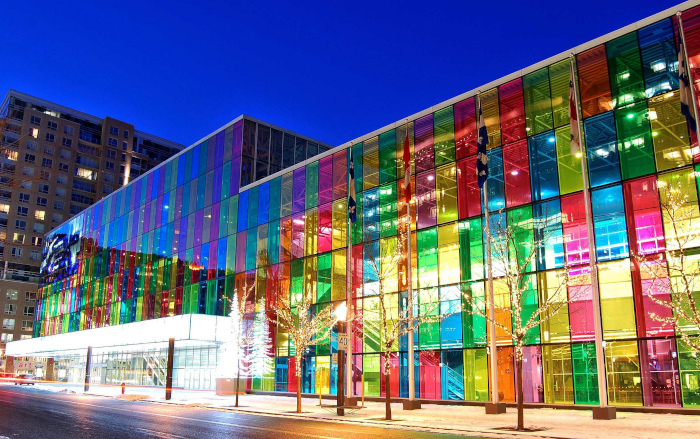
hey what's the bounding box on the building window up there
[4,304,16,315]
[107,149,117,159]
[119,164,125,174]
[21,320,33,331]
[31,128,38,138]
[104,173,114,183]
[110,126,119,135]
[30,115,41,125]
[22,167,34,177]
[41,158,53,168]
[59,163,69,172]
[36,197,47,207]
[108,138,118,147]
[123,130,129,138]
[60,149,70,159]
[23,306,34,316]
[55,187,66,197]
[35,210,45,220]
[106,161,115,171]
[29,250,40,261]
[38,184,49,194]
[16,206,28,216]
[43,145,54,155]
[24,292,36,302]
[0,203,8,214]
[18,193,29,203]
[62,138,72,147]
[45,133,55,142]
[122,141,128,150]
[2,319,14,330]
[24,153,35,163]
[64,126,74,135]
[32,223,44,233]
[53,200,64,210]
[1,334,14,343]
[103,184,113,194]
[26,140,37,151]
[11,247,23,258]
[15,220,26,230]
[5,290,18,300]
[52,213,63,223]
[56,174,67,185]
[12,233,25,244]
[47,121,57,130]
[31,236,42,246]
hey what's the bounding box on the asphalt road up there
[0,386,479,439]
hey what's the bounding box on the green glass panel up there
[461,281,486,348]
[379,181,397,238]
[228,195,238,236]
[269,177,282,222]
[306,161,319,209]
[363,296,380,353]
[434,106,456,166]
[246,229,257,271]
[290,258,304,306]
[572,343,600,405]
[352,196,363,245]
[555,125,583,194]
[615,101,654,179]
[219,198,229,239]
[317,252,331,303]
[463,348,489,401]
[221,161,231,200]
[206,279,216,315]
[523,68,553,134]
[378,129,396,184]
[268,220,280,265]
[678,339,700,407]
[507,205,535,273]
[417,227,438,289]
[459,218,483,282]
[363,354,381,397]
[226,234,236,275]
[607,32,645,108]
[549,59,571,128]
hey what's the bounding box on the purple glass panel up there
[145,174,154,203]
[158,167,166,195]
[216,131,225,167]
[232,120,243,158]
[175,186,183,220]
[154,196,163,230]
[414,114,435,172]
[207,138,216,173]
[236,231,247,273]
[292,168,306,214]
[318,156,333,205]
[230,155,241,196]
[212,166,222,204]
[194,210,204,247]
[144,202,151,233]
[416,170,437,229]
[210,202,220,242]
[178,216,188,253]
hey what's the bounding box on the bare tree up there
[461,208,586,431]
[636,179,700,359]
[223,281,272,407]
[361,220,445,421]
[271,283,338,413]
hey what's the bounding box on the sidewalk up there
[20,382,700,439]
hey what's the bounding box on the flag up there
[348,147,357,223]
[476,99,489,188]
[569,60,581,156]
[679,41,697,133]
[403,129,411,204]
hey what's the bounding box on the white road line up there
[0,391,340,439]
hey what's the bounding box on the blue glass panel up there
[528,131,560,201]
[237,191,248,232]
[268,177,281,222]
[258,181,270,225]
[591,184,629,261]
[190,144,200,181]
[441,349,464,400]
[362,188,379,242]
[440,285,462,349]
[583,112,621,187]
[485,148,505,212]
[533,199,564,270]
[247,186,259,230]
[638,18,678,98]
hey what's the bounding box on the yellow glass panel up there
[605,340,642,406]
[437,222,460,286]
[649,93,693,171]
[542,344,574,404]
[331,249,346,302]
[380,236,399,294]
[436,164,458,224]
[304,208,318,256]
[304,256,317,301]
[316,356,331,394]
[331,200,347,250]
[493,278,512,344]
[658,169,700,249]
[599,259,636,340]
[538,270,571,343]
[481,88,501,148]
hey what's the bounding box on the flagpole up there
[477,92,500,414]
[678,11,700,154]
[570,53,613,419]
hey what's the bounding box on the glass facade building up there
[20,2,700,406]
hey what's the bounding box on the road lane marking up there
[0,390,340,439]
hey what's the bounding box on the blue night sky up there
[2,0,680,147]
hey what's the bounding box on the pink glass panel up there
[414,114,435,172]
[623,177,665,255]
[419,350,441,399]
[318,156,333,205]
[568,266,595,342]
[561,193,590,267]
[291,213,305,259]
[499,78,527,145]
[454,97,477,159]
[416,170,437,229]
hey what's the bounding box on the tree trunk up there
[385,367,392,421]
[235,357,241,407]
[296,366,302,413]
[516,354,524,431]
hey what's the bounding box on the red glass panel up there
[622,177,665,256]
[499,78,526,145]
[503,140,531,208]
[577,45,613,118]
[419,350,441,399]
[279,216,292,263]
[561,193,590,266]
[455,97,477,159]
[380,353,400,397]
[457,158,481,219]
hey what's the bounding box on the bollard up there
[121,382,125,395]
[361,373,365,407]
